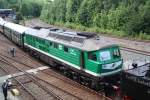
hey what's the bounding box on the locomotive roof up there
[4,22,28,34]
[25,28,118,51]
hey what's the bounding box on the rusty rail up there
[0,55,62,100]
[120,46,150,56]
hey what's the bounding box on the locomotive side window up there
[54,43,58,49]
[64,46,68,52]
[113,49,120,58]
[88,52,97,61]
[100,51,111,61]
[49,42,52,46]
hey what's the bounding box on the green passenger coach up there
[24,28,123,89]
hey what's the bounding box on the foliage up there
[1,0,149,40]
[40,0,150,40]
[21,1,42,17]
[66,0,83,22]
[40,0,147,39]
[0,0,43,17]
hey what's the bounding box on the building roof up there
[25,28,118,51]
[0,9,12,11]
[4,22,28,34]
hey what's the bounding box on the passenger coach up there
[3,22,28,46]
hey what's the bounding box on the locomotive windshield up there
[99,51,111,61]
[99,48,122,70]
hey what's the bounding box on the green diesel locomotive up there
[24,28,123,89]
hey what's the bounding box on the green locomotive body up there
[24,29,122,78]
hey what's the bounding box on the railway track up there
[120,46,150,56]
[0,63,36,100]
[0,54,76,100]
[42,69,109,99]
[0,52,108,100]
[0,51,107,100]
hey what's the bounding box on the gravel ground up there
[121,50,150,61]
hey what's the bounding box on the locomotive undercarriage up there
[24,45,122,97]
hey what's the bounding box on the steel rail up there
[0,59,37,100]
[0,54,83,100]
[0,52,110,100]
[43,70,111,100]
[120,46,150,56]
[0,55,62,100]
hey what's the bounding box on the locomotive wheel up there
[90,80,99,91]
[71,72,79,81]
[79,76,90,87]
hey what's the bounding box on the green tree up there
[106,3,131,30]
[140,0,150,34]
[53,0,67,22]
[93,11,108,29]
[40,0,150,38]
[66,0,83,22]
[76,0,98,26]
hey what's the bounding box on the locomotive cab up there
[99,46,122,76]
[84,45,122,78]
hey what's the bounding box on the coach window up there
[88,52,97,61]
[64,46,68,52]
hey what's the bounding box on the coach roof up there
[4,22,28,34]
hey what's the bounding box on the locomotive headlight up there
[102,61,122,70]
